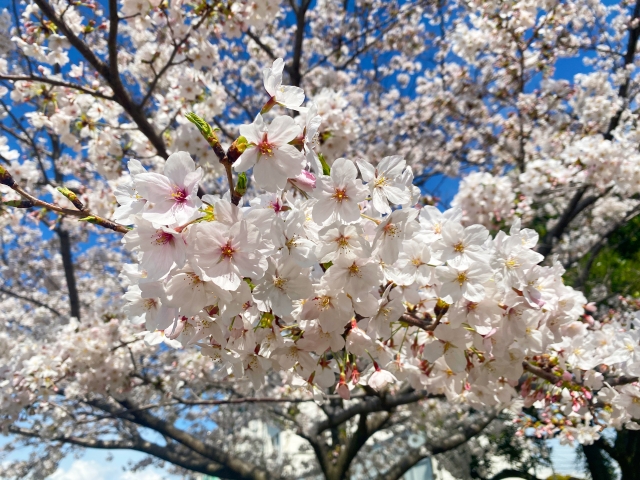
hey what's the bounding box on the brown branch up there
[138,8,211,109]
[605,0,640,138]
[33,0,169,158]
[0,286,63,317]
[9,425,248,480]
[117,398,275,480]
[522,361,560,384]
[0,74,115,100]
[523,361,638,388]
[6,180,129,234]
[312,389,430,435]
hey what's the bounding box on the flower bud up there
[185,112,225,160]
[335,373,350,400]
[165,317,187,340]
[227,136,248,164]
[289,170,316,193]
[434,298,449,319]
[0,165,15,187]
[3,199,34,208]
[57,186,85,210]
[235,172,248,196]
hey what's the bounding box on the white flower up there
[367,367,397,391]
[436,261,492,303]
[491,230,543,288]
[357,156,411,214]
[299,289,354,333]
[234,114,305,191]
[134,151,203,226]
[189,220,267,290]
[417,206,462,243]
[263,58,305,110]
[301,102,322,171]
[122,218,186,281]
[253,257,313,316]
[322,256,382,296]
[271,209,317,267]
[372,208,419,263]
[396,239,433,285]
[346,320,373,355]
[163,267,231,316]
[312,158,368,225]
[317,222,370,263]
[422,324,469,373]
[440,222,490,268]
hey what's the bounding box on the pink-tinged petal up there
[464,225,489,245]
[172,203,199,226]
[378,155,406,176]
[254,156,287,191]
[183,168,203,192]
[435,265,458,282]
[267,116,301,145]
[312,198,335,225]
[142,199,179,225]
[438,281,461,304]
[272,144,305,171]
[462,281,485,303]
[195,222,229,252]
[335,199,361,224]
[206,259,241,290]
[331,158,357,187]
[141,248,175,280]
[444,348,466,373]
[372,188,391,214]
[276,86,305,109]
[164,151,195,185]
[234,147,259,172]
[239,115,265,144]
[468,262,492,282]
[356,159,375,183]
[441,222,464,245]
[306,113,321,137]
[384,185,411,205]
[422,340,445,363]
[134,173,172,202]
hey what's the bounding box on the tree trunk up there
[56,225,81,320]
[581,443,614,480]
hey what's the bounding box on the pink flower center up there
[154,230,174,245]
[332,188,349,202]
[258,135,275,156]
[171,186,188,203]
[270,199,283,212]
[220,242,235,259]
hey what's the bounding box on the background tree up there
[2,0,640,479]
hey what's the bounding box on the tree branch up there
[0,74,115,100]
[33,0,169,158]
[0,286,63,317]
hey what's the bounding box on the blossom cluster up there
[110,59,639,434]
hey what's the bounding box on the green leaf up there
[235,172,248,195]
[318,153,331,176]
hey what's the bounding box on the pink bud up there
[165,317,187,339]
[562,371,573,381]
[289,170,316,192]
[335,373,350,400]
[335,381,351,400]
